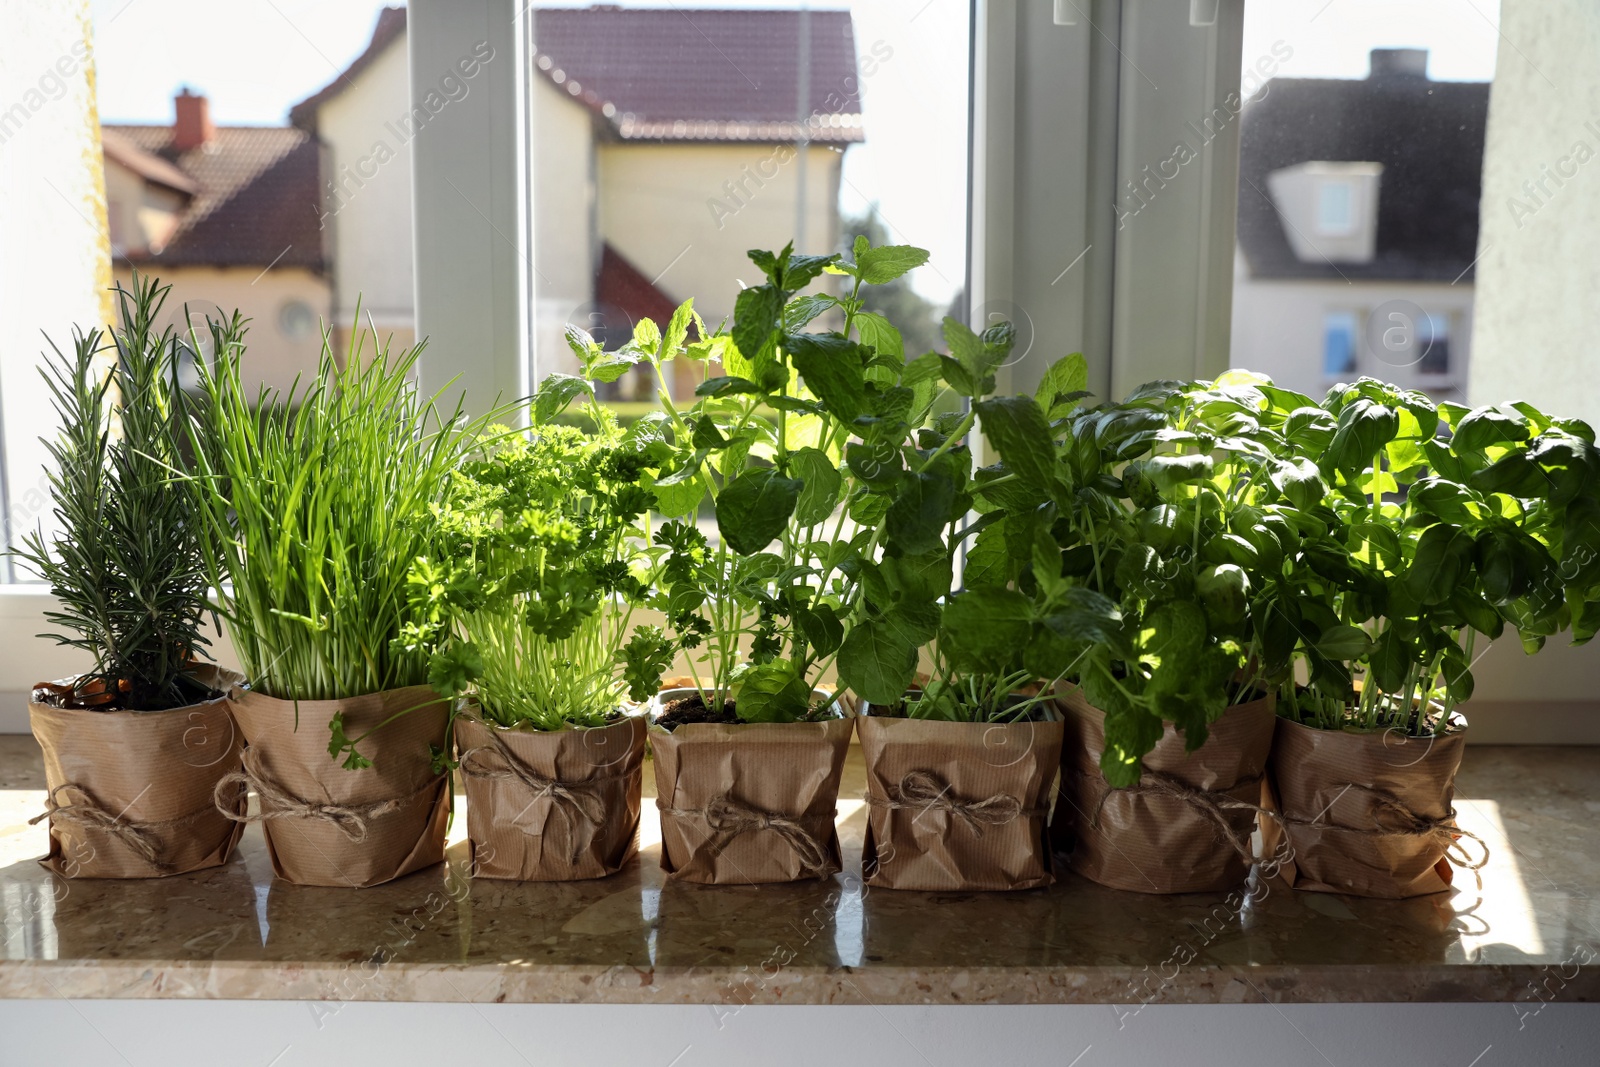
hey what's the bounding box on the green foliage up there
[14,274,214,711]
[183,308,480,764]
[397,402,657,731]
[839,208,942,356]
[565,237,947,723]
[1254,375,1600,736]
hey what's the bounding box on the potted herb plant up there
[185,316,474,888]
[827,306,1073,891]
[1257,378,1598,898]
[598,248,907,884]
[399,388,656,882]
[1019,375,1281,894]
[19,276,245,879]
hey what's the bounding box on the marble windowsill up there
[0,735,1595,1006]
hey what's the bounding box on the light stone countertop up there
[0,735,1595,1006]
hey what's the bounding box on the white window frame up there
[2,0,1593,738]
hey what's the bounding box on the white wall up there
[1230,265,1475,401]
[0,1001,1595,1066]
[598,142,845,329]
[1470,0,1600,424]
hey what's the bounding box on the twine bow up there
[660,793,834,878]
[213,755,438,844]
[1091,770,1266,866]
[1089,771,1491,882]
[458,726,632,863]
[1315,782,1491,881]
[31,782,217,874]
[866,770,1042,838]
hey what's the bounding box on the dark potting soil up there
[655,694,742,731]
[31,672,223,713]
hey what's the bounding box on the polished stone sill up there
[0,736,1596,1005]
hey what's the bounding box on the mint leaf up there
[790,447,843,527]
[837,617,919,705]
[976,396,1056,493]
[716,467,802,555]
[856,244,930,285]
[786,333,867,423]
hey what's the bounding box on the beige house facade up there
[294,5,862,399]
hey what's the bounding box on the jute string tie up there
[659,793,834,878]
[1091,771,1490,878]
[866,770,1045,837]
[458,724,633,862]
[213,756,439,845]
[31,782,219,874]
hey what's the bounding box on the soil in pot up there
[457,713,646,881]
[654,694,740,730]
[1053,685,1277,894]
[28,666,246,879]
[859,708,1062,892]
[1258,713,1480,899]
[650,695,851,885]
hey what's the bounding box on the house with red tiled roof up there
[101,89,330,393]
[291,4,864,399]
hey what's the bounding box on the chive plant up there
[16,275,214,711]
[183,317,474,763]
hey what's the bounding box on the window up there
[1323,311,1358,376]
[3,1,1594,720]
[1417,311,1450,377]
[1316,179,1353,234]
[1231,6,1493,402]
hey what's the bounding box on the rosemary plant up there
[15,275,214,711]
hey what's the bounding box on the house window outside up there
[1417,312,1451,377]
[1323,311,1358,377]
[279,299,316,342]
[1316,180,1354,235]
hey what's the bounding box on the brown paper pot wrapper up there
[1053,688,1277,894]
[651,716,852,885]
[28,666,246,879]
[859,715,1062,892]
[225,685,449,888]
[1259,716,1471,899]
[456,714,645,881]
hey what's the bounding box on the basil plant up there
[1253,376,1599,736]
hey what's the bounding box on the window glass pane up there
[5,2,970,578]
[1232,0,1495,401]
[90,1,412,397]
[525,1,973,402]
[1316,180,1353,234]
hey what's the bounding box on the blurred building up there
[1230,49,1489,400]
[101,89,330,394]
[291,4,864,399]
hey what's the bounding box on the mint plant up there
[584,242,952,722]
